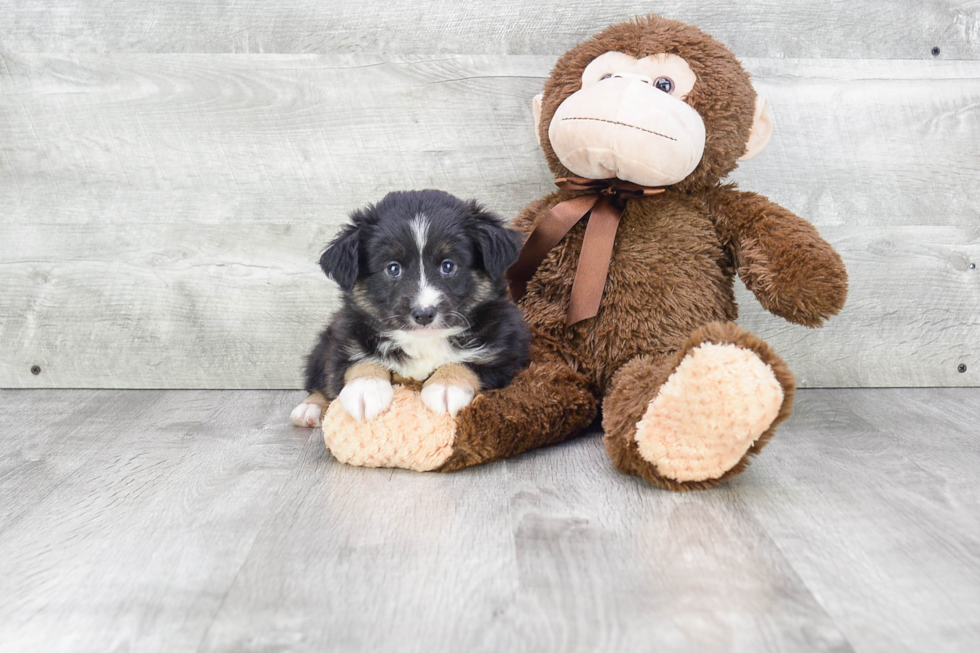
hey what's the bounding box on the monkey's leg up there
[602,322,795,491]
[320,341,598,472]
[435,347,598,471]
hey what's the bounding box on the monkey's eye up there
[385,262,402,278]
[440,260,457,276]
[654,77,675,94]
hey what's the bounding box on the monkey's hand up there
[708,186,847,327]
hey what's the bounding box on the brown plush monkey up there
[316,15,847,490]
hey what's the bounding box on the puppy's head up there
[319,190,523,333]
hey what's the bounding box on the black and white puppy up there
[291,190,530,427]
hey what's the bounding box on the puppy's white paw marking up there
[290,402,324,428]
[421,383,475,417]
[339,378,394,421]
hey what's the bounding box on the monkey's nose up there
[411,306,437,326]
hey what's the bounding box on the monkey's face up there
[548,52,705,187]
[533,16,774,191]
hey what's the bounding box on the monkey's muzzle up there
[549,78,706,187]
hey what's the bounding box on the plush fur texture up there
[632,342,784,482]
[536,17,759,193]
[546,51,706,186]
[302,190,531,417]
[436,334,599,471]
[512,190,741,392]
[305,15,847,491]
[323,383,458,471]
[706,186,848,327]
[440,15,843,489]
[602,322,796,490]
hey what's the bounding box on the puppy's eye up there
[385,262,402,278]
[600,73,613,80]
[654,77,674,94]
[440,260,457,275]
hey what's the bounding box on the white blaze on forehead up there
[410,214,428,254]
[409,214,442,309]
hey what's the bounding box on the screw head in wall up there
[31,365,41,375]
[931,46,941,56]
[958,364,967,373]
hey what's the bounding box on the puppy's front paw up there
[339,378,394,421]
[291,402,324,427]
[421,383,475,417]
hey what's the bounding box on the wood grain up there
[737,388,980,652]
[0,389,144,530]
[3,55,977,228]
[484,442,851,652]
[0,0,977,59]
[1,54,977,388]
[200,433,853,652]
[0,389,310,652]
[198,426,526,652]
[2,388,979,651]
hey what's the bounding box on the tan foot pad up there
[322,385,457,472]
[634,343,784,483]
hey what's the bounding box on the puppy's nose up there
[411,306,437,326]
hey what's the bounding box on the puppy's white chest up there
[385,330,472,381]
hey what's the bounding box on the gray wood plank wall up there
[1,2,978,389]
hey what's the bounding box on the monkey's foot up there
[321,385,457,472]
[633,342,784,483]
[603,322,795,490]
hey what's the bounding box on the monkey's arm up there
[707,186,847,327]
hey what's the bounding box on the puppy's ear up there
[470,204,524,278]
[319,224,361,291]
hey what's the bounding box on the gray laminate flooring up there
[0,389,978,653]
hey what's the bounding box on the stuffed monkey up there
[310,15,847,490]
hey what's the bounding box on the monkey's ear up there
[319,224,361,291]
[470,204,524,278]
[739,95,774,161]
[532,94,544,146]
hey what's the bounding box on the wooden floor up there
[0,389,978,652]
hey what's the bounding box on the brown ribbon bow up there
[507,177,665,325]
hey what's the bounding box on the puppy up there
[291,189,531,427]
